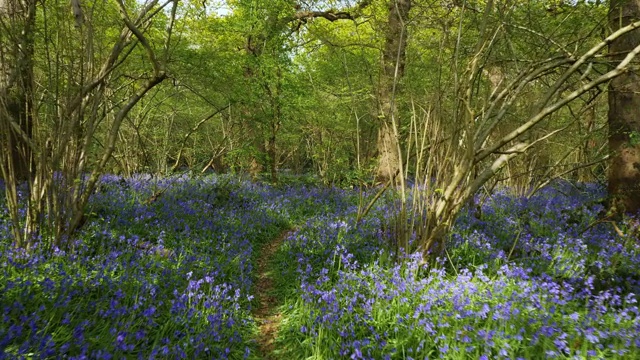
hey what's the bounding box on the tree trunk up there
[3,0,175,250]
[267,134,277,182]
[242,34,267,181]
[247,122,264,179]
[266,67,282,184]
[0,0,35,182]
[0,0,36,248]
[608,0,640,214]
[376,123,399,181]
[375,0,411,182]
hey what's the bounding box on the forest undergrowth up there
[0,174,639,359]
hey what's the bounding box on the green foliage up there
[628,131,640,147]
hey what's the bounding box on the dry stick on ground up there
[254,228,294,359]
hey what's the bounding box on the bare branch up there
[539,18,640,110]
[116,0,163,75]
[171,105,231,172]
[528,155,610,198]
[65,0,174,115]
[163,0,179,63]
[473,56,573,149]
[475,37,640,163]
[287,0,372,31]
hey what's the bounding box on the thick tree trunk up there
[608,0,640,214]
[242,35,268,181]
[376,123,399,181]
[375,0,411,182]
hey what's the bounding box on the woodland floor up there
[254,228,292,359]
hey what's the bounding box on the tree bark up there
[375,0,411,182]
[608,0,640,214]
[242,34,266,180]
[0,0,35,182]
[0,0,36,248]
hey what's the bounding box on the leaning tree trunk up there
[608,0,640,215]
[375,0,411,182]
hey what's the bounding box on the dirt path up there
[254,228,292,359]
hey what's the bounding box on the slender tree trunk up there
[375,0,411,182]
[3,0,174,250]
[608,0,640,214]
[266,67,282,184]
[0,0,36,248]
[0,0,35,182]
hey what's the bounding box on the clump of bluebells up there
[0,174,330,359]
[452,182,640,294]
[279,181,640,359]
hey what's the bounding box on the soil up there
[254,228,292,359]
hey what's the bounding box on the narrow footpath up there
[254,228,292,359]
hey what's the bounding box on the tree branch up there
[116,0,163,75]
[475,29,640,163]
[287,0,372,31]
[171,105,231,172]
